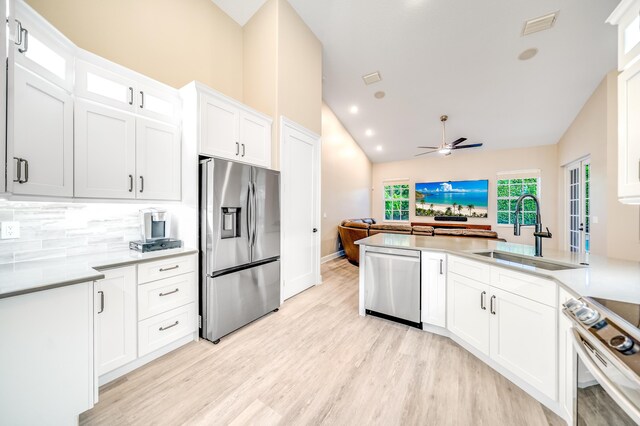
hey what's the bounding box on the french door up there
[566,158,591,253]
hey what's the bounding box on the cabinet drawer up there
[138,303,197,357]
[448,255,490,284]
[490,266,557,307]
[138,272,196,320]
[137,254,196,284]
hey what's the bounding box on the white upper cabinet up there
[608,0,640,71]
[12,0,74,92]
[421,251,447,327]
[75,100,137,199]
[136,118,181,201]
[182,81,272,168]
[76,60,137,113]
[9,65,73,196]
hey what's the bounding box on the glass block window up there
[496,177,540,225]
[384,183,410,221]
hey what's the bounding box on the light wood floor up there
[81,258,564,426]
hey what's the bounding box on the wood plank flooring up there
[80,258,565,426]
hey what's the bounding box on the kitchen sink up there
[473,251,582,271]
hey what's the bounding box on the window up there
[384,183,410,221]
[496,177,540,225]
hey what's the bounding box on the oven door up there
[572,328,640,425]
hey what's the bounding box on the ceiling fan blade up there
[414,150,438,157]
[450,137,467,146]
[452,143,483,150]
[417,146,439,149]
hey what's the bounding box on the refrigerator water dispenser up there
[221,207,240,239]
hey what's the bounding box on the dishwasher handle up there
[364,246,420,258]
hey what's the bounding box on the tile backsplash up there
[0,201,147,265]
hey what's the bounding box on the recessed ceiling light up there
[518,48,538,60]
[374,91,386,99]
[349,105,359,114]
[376,145,383,151]
[362,71,382,85]
[365,129,374,137]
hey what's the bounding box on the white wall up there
[371,145,559,246]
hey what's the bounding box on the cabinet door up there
[9,65,73,196]
[239,110,271,167]
[618,59,640,202]
[616,0,640,71]
[421,251,446,327]
[447,272,490,355]
[13,1,74,91]
[137,82,181,124]
[489,286,557,400]
[75,59,136,113]
[200,93,239,159]
[136,118,181,201]
[557,288,576,423]
[95,267,137,376]
[75,100,136,199]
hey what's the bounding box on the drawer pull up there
[159,288,179,297]
[159,265,179,272]
[159,320,179,331]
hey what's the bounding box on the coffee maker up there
[130,208,182,252]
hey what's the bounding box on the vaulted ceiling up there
[213,0,619,163]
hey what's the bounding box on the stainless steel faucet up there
[513,194,552,257]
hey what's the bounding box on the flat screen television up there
[415,180,488,218]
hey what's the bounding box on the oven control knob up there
[610,335,634,352]
[563,298,585,313]
[576,307,600,325]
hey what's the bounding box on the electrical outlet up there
[1,221,20,239]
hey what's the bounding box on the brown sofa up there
[337,219,501,266]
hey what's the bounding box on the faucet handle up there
[534,227,553,238]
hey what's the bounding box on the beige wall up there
[372,145,559,247]
[243,0,322,169]
[321,103,372,257]
[26,0,244,99]
[557,71,640,260]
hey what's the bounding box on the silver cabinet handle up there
[98,290,104,314]
[236,142,240,156]
[139,176,144,193]
[439,259,443,275]
[128,87,134,105]
[490,295,496,315]
[23,159,28,183]
[13,157,22,183]
[159,265,179,272]
[15,20,28,53]
[242,143,245,157]
[14,19,23,47]
[139,91,144,109]
[128,174,133,192]
[159,288,179,297]
[159,321,179,331]
[481,291,486,310]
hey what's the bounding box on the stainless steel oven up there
[564,297,640,425]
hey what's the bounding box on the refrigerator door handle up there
[247,182,254,251]
[252,181,258,248]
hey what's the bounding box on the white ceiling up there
[212,0,267,26]
[216,0,619,163]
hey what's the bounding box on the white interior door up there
[566,158,591,253]
[281,118,320,300]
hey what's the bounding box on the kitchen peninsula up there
[356,233,640,424]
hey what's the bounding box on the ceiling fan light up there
[439,148,451,155]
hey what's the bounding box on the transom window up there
[384,183,410,221]
[496,177,540,225]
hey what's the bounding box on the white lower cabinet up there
[0,283,94,425]
[95,266,137,376]
[446,257,559,402]
[138,303,197,356]
[489,286,557,400]
[558,288,576,423]
[421,251,447,327]
[447,272,490,355]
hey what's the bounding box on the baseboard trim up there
[321,250,345,264]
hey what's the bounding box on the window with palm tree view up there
[384,183,410,221]
[497,177,540,225]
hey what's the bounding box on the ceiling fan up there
[415,115,483,156]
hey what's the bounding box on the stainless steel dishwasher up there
[364,246,421,327]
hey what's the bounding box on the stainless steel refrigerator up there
[200,157,281,343]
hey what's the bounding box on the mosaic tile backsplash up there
[0,201,147,265]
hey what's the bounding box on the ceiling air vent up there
[522,12,558,36]
[362,71,382,85]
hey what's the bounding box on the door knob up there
[313,228,318,233]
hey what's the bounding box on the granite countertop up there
[356,233,640,304]
[0,247,199,299]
